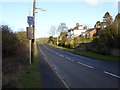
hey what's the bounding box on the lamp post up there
[30,0,36,63]
[31,0,46,63]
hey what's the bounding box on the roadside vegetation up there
[21,42,42,88]
[2,25,42,88]
[50,44,119,61]
[2,25,29,88]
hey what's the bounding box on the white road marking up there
[77,62,94,69]
[104,71,120,79]
[65,57,70,59]
[68,58,71,60]
[65,57,72,61]
[59,54,64,57]
[42,49,69,88]
[55,52,58,55]
[43,45,51,51]
[52,51,54,53]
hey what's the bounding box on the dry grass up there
[2,54,29,88]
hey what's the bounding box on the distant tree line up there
[36,38,49,44]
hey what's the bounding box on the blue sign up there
[27,16,34,26]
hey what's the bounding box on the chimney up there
[76,23,79,27]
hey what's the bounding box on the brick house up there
[82,28,96,37]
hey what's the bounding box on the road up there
[38,45,66,88]
[38,44,120,88]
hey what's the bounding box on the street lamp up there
[31,0,46,63]
[35,8,47,12]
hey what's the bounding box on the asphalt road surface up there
[38,44,120,88]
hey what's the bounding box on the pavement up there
[38,44,120,89]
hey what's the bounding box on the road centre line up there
[65,57,72,60]
[55,52,58,54]
[65,57,70,59]
[59,54,64,57]
[77,62,94,69]
[104,71,120,79]
[43,45,92,68]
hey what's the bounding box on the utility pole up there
[27,0,46,64]
[31,0,36,63]
[31,0,46,63]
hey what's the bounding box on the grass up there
[21,43,42,88]
[73,51,119,61]
[50,44,119,61]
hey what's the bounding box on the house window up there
[86,33,90,37]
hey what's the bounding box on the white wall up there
[78,25,84,29]
[73,29,87,37]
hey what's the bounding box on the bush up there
[2,25,18,57]
[70,39,74,48]
[74,37,80,47]
[2,25,29,88]
[85,20,120,55]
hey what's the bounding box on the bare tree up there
[58,23,68,33]
[49,25,57,37]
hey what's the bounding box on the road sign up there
[26,27,34,39]
[27,16,34,26]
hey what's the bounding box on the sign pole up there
[29,40,31,64]
[26,27,33,64]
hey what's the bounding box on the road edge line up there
[38,45,70,89]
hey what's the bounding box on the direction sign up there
[27,16,34,26]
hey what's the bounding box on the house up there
[67,23,87,39]
[100,22,107,30]
[82,28,96,37]
[67,28,74,39]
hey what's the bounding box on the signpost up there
[27,16,34,64]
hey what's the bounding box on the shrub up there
[2,25,29,88]
[70,39,74,48]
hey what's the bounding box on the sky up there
[0,0,119,38]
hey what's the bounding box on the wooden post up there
[31,0,36,63]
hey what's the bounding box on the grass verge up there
[21,43,42,88]
[50,44,119,61]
